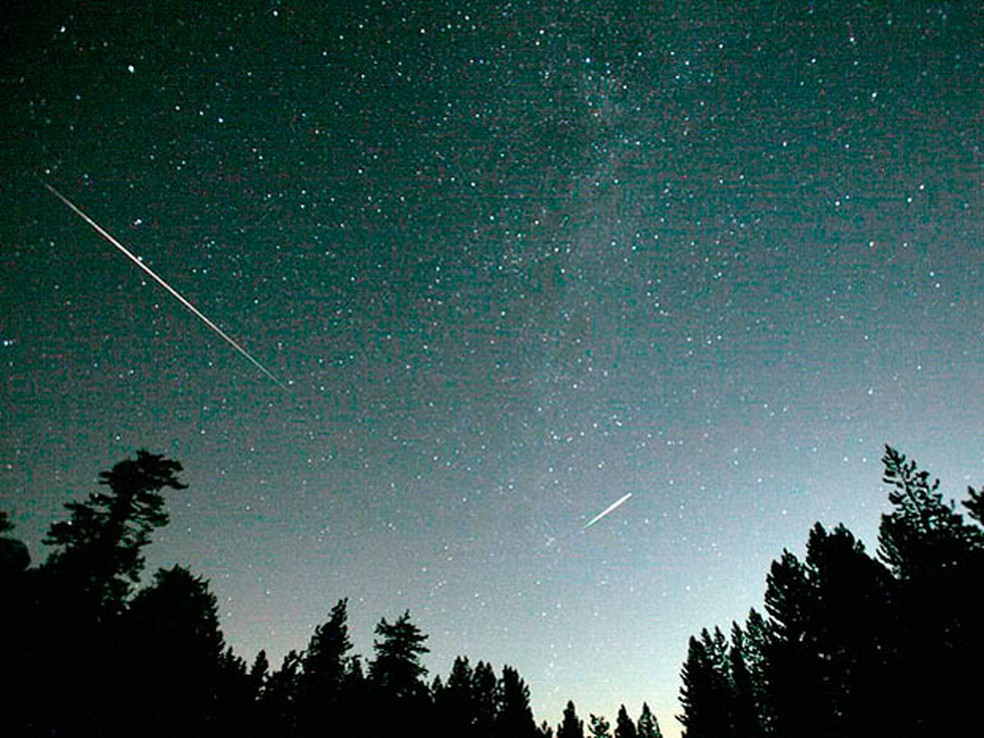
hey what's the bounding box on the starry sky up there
[1,1,980,733]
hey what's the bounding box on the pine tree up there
[805,523,897,737]
[0,509,29,575]
[962,484,984,527]
[495,665,538,738]
[472,660,499,737]
[557,700,584,738]
[762,548,830,738]
[588,713,612,738]
[297,598,354,736]
[738,609,773,733]
[369,610,430,698]
[250,649,270,695]
[119,566,227,738]
[8,453,186,737]
[434,656,475,738]
[370,610,432,736]
[728,624,764,738]
[260,650,302,737]
[43,450,186,613]
[876,446,984,734]
[636,703,662,738]
[614,706,637,738]
[678,628,734,738]
[214,646,260,737]
[878,445,982,579]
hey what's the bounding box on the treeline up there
[3,446,979,737]
[678,446,984,737]
[0,450,661,738]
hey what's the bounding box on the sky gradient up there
[1,2,981,734]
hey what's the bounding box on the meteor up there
[39,177,288,390]
[583,492,633,530]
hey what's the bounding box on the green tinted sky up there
[1,2,980,733]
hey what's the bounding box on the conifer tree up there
[250,649,270,695]
[472,660,499,737]
[0,509,29,575]
[588,713,612,738]
[495,665,538,738]
[728,624,765,738]
[636,703,661,738]
[18,453,186,737]
[614,705,637,738]
[369,610,430,698]
[962,484,984,527]
[119,565,227,737]
[762,549,829,737]
[370,611,432,736]
[260,650,302,737]
[878,445,982,578]
[557,700,584,738]
[297,598,353,736]
[678,628,734,738]
[434,656,475,738]
[43,450,186,613]
[876,446,984,734]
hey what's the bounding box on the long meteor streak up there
[39,177,287,390]
[583,492,633,529]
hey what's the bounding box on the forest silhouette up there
[2,445,980,737]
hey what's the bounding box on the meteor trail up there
[583,492,633,530]
[38,177,288,390]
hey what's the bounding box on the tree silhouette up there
[495,665,539,738]
[7,452,186,736]
[118,565,227,737]
[876,445,984,734]
[878,446,983,579]
[557,700,584,738]
[369,610,432,736]
[472,660,499,737]
[250,648,270,695]
[434,655,476,738]
[961,483,984,526]
[676,446,984,737]
[727,620,770,738]
[43,449,186,613]
[260,649,303,736]
[297,598,354,736]
[0,509,29,575]
[636,703,662,738]
[588,713,612,738]
[370,610,430,698]
[214,646,263,738]
[614,705,637,738]
[14,443,982,738]
[678,628,735,738]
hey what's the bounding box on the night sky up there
[1,1,980,733]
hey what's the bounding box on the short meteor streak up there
[583,492,633,530]
[39,177,288,390]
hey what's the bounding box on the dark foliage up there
[0,509,30,574]
[558,700,585,738]
[43,449,186,613]
[496,665,540,738]
[7,444,975,738]
[636,703,663,738]
[615,705,637,738]
[678,445,984,738]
